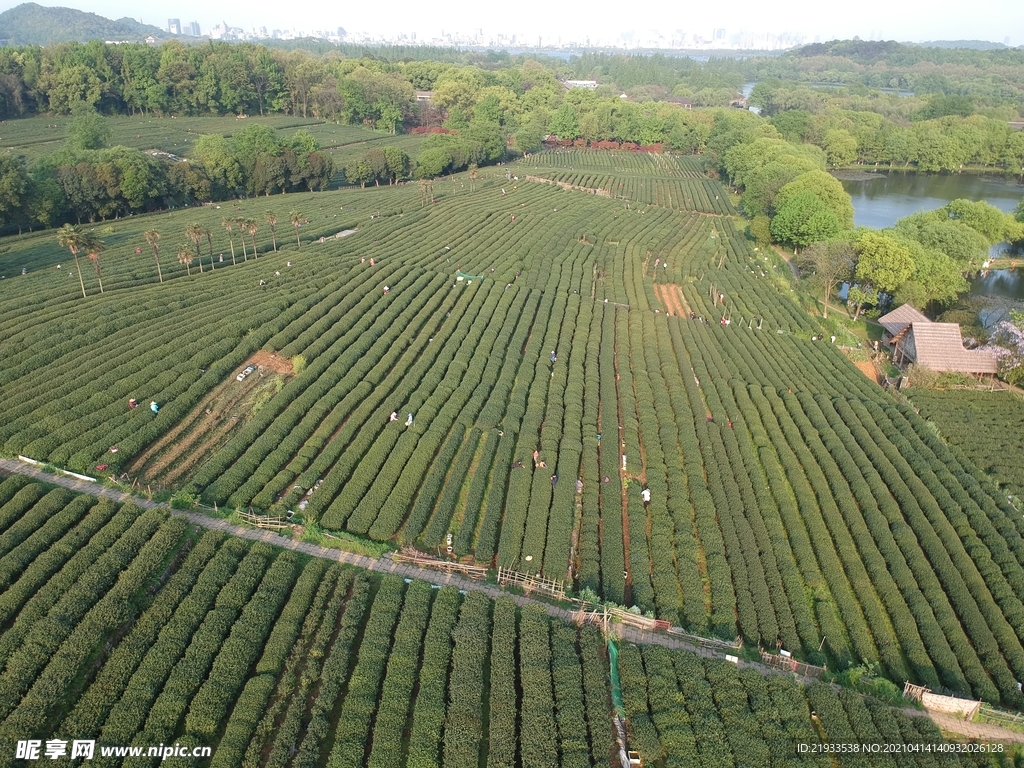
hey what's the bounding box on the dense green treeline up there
[743,39,1024,108]
[0,122,335,231]
[3,37,1024,239]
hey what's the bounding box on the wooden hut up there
[893,322,998,374]
[878,304,930,340]
[880,304,997,376]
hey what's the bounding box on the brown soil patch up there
[249,350,294,375]
[128,377,241,474]
[855,360,881,384]
[129,355,293,484]
[654,283,690,317]
[154,414,240,484]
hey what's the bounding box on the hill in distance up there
[916,39,1009,50]
[0,2,170,45]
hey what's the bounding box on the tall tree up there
[185,223,204,273]
[289,211,302,247]
[795,240,855,318]
[769,190,841,248]
[773,170,854,230]
[221,219,237,264]
[235,218,248,261]
[143,230,163,283]
[177,244,193,276]
[56,223,88,299]
[0,155,29,232]
[204,228,215,270]
[245,218,259,257]
[85,233,105,293]
[265,211,278,251]
[851,231,915,319]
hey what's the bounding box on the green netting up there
[455,272,484,281]
[608,638,625,716]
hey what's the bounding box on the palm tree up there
[85,233,105,293]
[185,223,204,273]
[245,218,259,258]
[289,211,302,247]
[221,219,237,265]
[469,164,478,192]
[144,230,163,282]
[57,223,89,298]
[265,211,278,251]
[177,244,194,276]
[418,179,435,207]
[235,218,248,261]
[204,229,215,270]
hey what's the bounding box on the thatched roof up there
[878,304,930,336]
[906,322,998,374]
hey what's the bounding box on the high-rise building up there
[188,21,201,36]
[168,18,181,34]
[714,28,725,40]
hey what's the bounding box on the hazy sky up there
[3,0,1022,45]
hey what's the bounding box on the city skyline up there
[0,0,1021,48]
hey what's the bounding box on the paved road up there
[901,709,1024,743]
[4,457,1024,745]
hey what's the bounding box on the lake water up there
[839,172,1024,300]
[840,172,1023,230]
[971,268,1024,300]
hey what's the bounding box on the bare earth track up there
[248,349,295,375]
[128,353,294,484]
[653,283,690,317]
[855,359,882,384]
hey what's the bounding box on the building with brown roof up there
[878,304,930,338]
[881,304,998,375]
[893,322,998,374]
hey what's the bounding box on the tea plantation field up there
[0,114,323,163]
[0,478,1014,768]
[0,113,426,185]
[3,151,1024,709]
[0,477,613,767]
[908,389,1024,502]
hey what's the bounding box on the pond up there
[970,268,1024,301]
[837,171,1024,301]
[839,172,1023,230]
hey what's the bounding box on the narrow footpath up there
[2,457,1022,745]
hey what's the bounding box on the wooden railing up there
[759,649,827,679]
[238,510,292,531]
[496,566,567,599]
[391,548,489,579]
